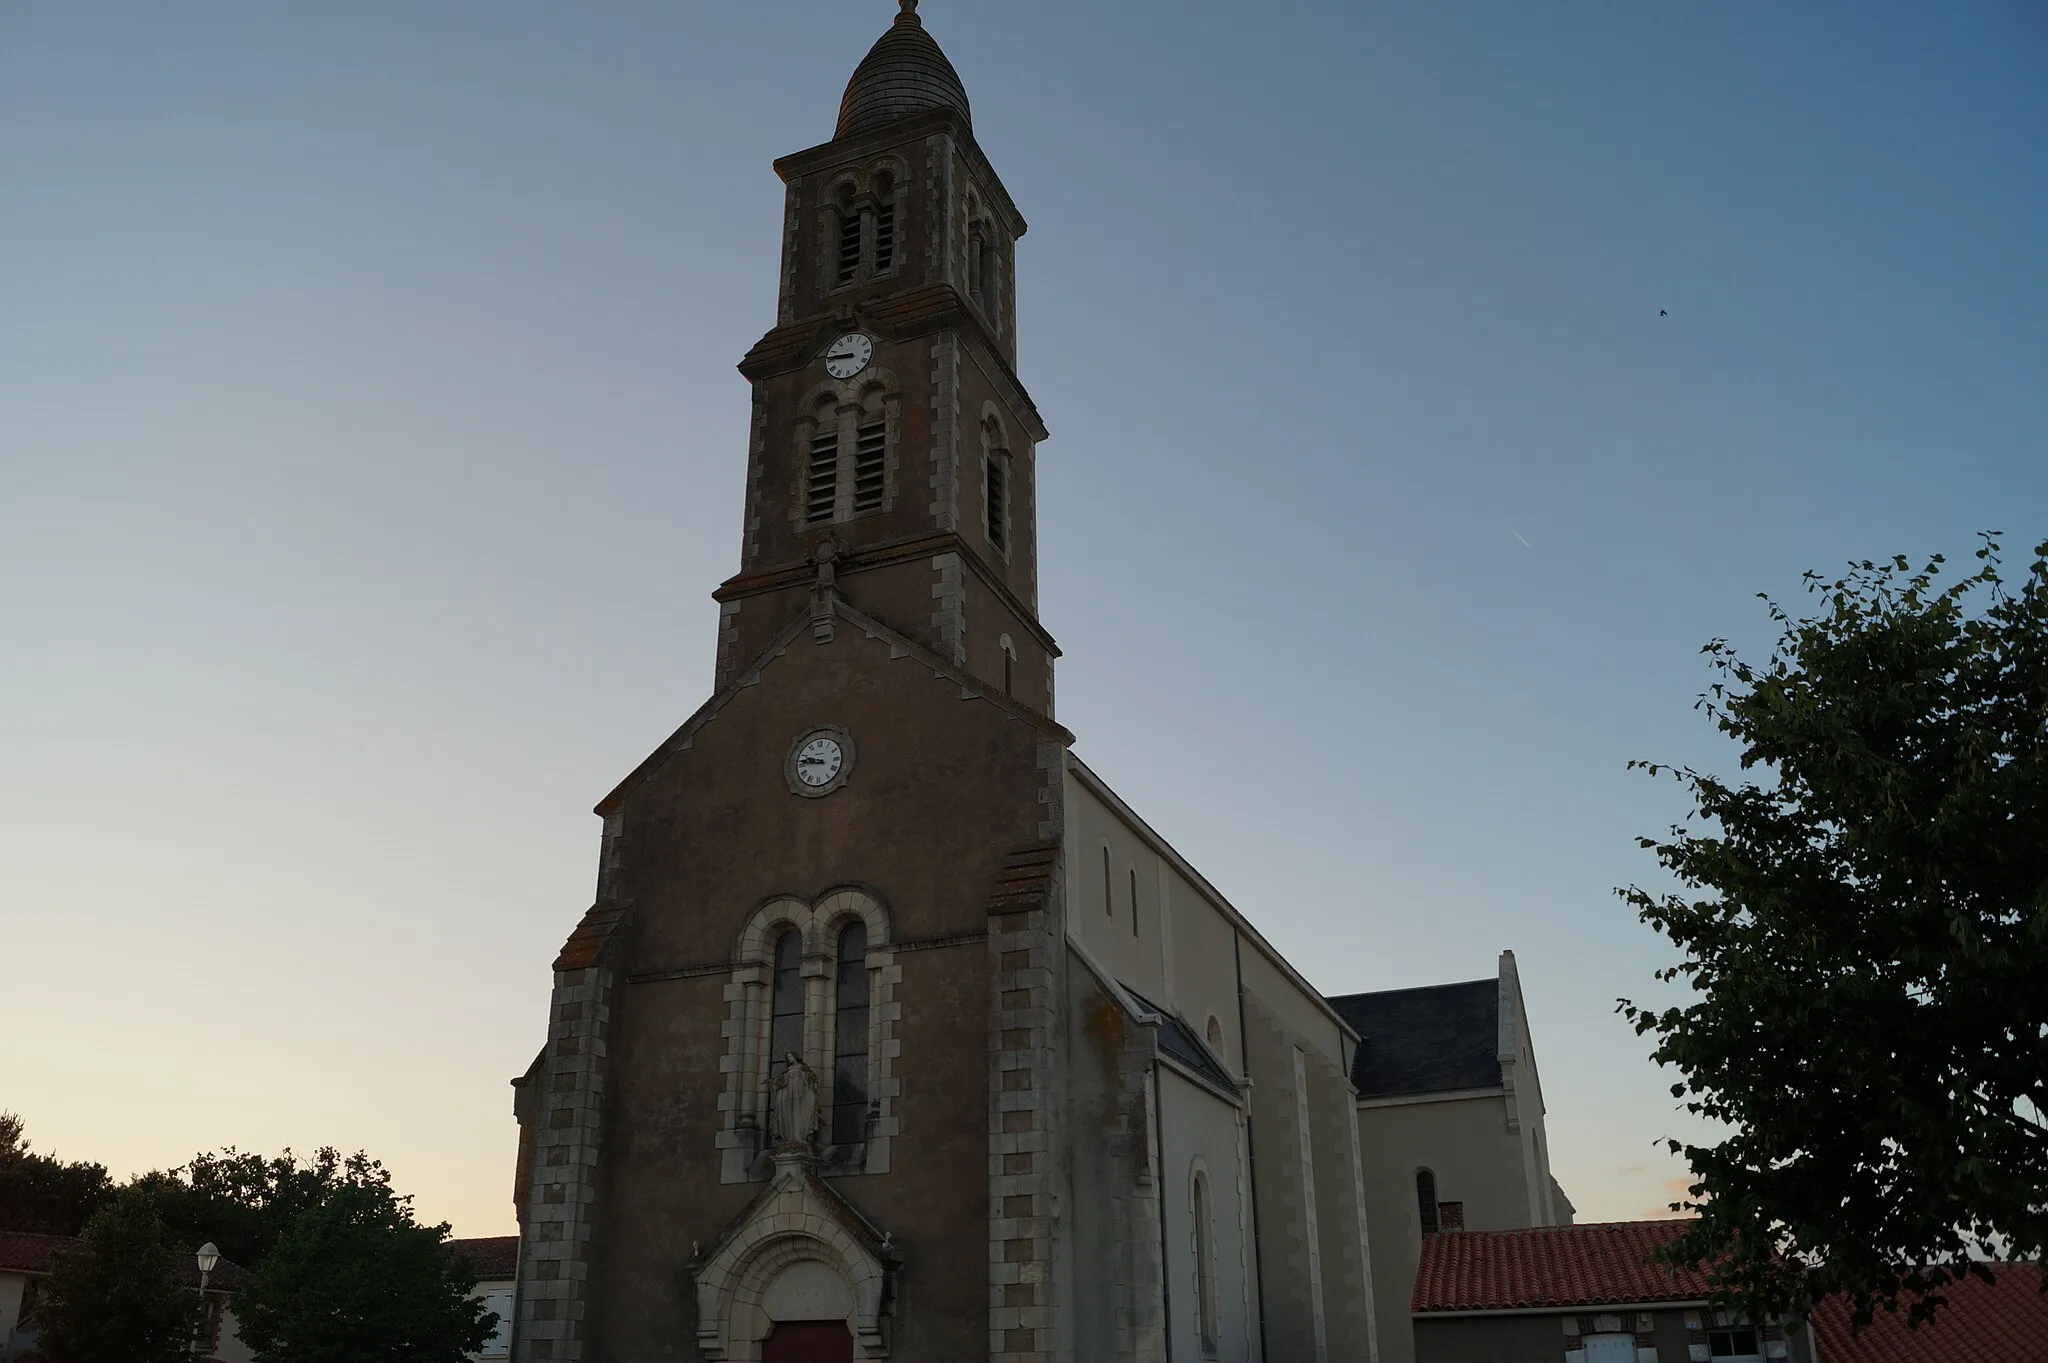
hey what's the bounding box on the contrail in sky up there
[1510,528,1531,547]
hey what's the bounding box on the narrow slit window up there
[768,931,805,1138]
[873,201,895,273]
[1193,1173,1219,1353]
[985,450,1008,553]
[836,211,862,285]
[806,425,840,524]
[831,922,870,1147]
[852,417,886,515]
[1129,868,1139,938]
[1103,846,1113,918]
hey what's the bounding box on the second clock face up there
[823,332,874,379]
[794,735,844,786]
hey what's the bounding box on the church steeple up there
[717,2,1054,713]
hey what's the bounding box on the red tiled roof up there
[1811,1264,2048,1363]
[449,1234,520,1279]
[0,1229,247,1290]
[1413,1220,1709,1313]
[0,1230,73,1274]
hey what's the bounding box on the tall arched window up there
[830,922,870,1147]
[1416,1168,1440,1235]
[833,184,861,287]
[806,400,841,525]
[804,389,891,525]
[1192,1168,1219,1353]
[872,171,897,275]
[768,930,805,1139]
[981,414,1009,555]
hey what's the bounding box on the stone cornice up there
[773,106,1026,239]
[738,288,1045,442]
[712,528,1060,657]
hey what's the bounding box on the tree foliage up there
[1621,535,2048,1327]
[233,1180,496,1363]
[138,1145,393,1270]
[34,1186,198,1363]
[0,1111,112,1237]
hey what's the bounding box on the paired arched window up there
[804,387,892,525]
[1417,1168,1440,1235]
[832,170,900,288]
[719,892,898,1183]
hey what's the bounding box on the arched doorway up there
[762,1320,853,1363]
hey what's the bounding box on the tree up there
[233,1181,496,1363]
[0,1111,112,1236]
[1621,535,2048,1329]
[34,1186,198,1363]
[138,1145,393,1269]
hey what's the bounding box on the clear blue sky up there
[3,2,2042,1237]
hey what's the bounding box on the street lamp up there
[193,1244,220,1356]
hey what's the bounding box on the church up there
[503,6,1570,1361]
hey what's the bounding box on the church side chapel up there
[505,6,1567,1362]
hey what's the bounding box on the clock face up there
[794,735,844,787]
[823,332,874,380]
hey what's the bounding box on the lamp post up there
[194,1243,220,1356]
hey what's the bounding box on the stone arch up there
[694,1166,894,1360]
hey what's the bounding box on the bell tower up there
[717,0,1055,712]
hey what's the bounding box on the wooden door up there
[761,1320,854,1363]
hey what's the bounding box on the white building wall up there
[1157,1067,1259,1363]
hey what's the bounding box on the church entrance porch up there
[763,1321,855,1363]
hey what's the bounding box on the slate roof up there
[448,1234,520,1279]
[1412,1220,1706,1313]
[1326,977,1500,1098]
[1810,1264,2048,1363]
[1126,987,1238,1096]
[836,1,971,139]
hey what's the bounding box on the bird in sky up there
[1659,309,1668,317]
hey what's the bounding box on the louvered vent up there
[836,213,862,286]
[985,452,1008,552]
[852,420,887,514]
[873,202,896,273]
[807,427,840,523]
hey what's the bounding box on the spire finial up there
[896,0,920,23]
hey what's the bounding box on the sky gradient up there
[3,1,2043,1238]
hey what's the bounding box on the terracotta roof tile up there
[1413,1220,1708,1313]
[0,1229,246,1289]
[986,842,1059,915]
[0,1230,72,1274]
[553,902,629,971]
[447,1234,520,1279]
[1811,1264,2047,1363]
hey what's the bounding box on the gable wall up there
[558,613,1061,1360]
